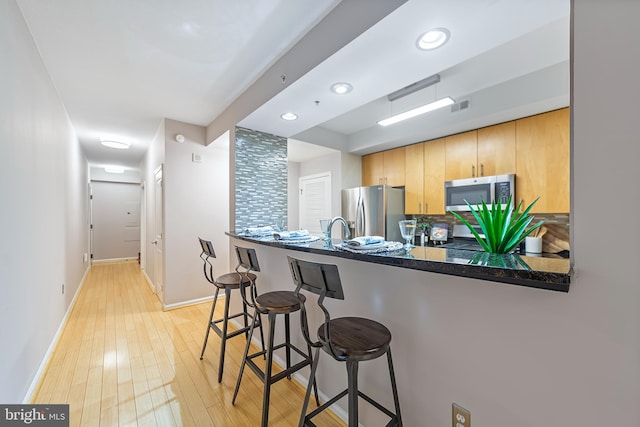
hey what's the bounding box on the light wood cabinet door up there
[362,152,384,186]
[383,146,406,187]
[445,130,478,181]
[362,147,406,187]
[404,143,424,214]
[477,121,516,177]
[515,108,570,213]
[424,138,446,214]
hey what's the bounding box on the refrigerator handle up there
[356,195,365,236]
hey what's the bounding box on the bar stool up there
[288,256,403,427]
[231,246,319,427]
[197,237,264,383]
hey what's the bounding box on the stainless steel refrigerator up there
[341,185,405,242]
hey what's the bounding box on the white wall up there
[0,0,89,402]
[228,2,640,426]
[140,120,165,288]
[163,120,230,308]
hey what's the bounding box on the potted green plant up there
[448,196,544,254]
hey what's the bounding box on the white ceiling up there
[240,0,570,155]
[16,0,569,168]
[16,0,340,168]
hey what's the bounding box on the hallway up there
[32,261,340,426]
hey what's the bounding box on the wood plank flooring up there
[32,260,343,426]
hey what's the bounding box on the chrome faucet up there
[328,216,350,241]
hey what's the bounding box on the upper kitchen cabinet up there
[515,108,570,213]
[423,138,446,215]
[445,125,516,181]
[445,130,477,181]
[477,121,516,177]
[362,146,405,187]
[405,138,446,215]
[404,143,424,214]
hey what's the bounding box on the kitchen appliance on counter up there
[439,224,486,251]
[445,174,515,212]
[342,185,405,242]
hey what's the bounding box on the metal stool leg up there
[200,287,220,360]
[299,347,321,427]
[261,312,277,427]
[387,348,403,426]
[217,287,232,383]
[346,360,359,427]
[285,313,292,377]
[257,312,266,357]
[232,308,259,404]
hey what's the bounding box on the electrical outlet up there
[453,403,470,427]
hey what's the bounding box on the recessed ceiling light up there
[281,112,298,121]
[330,82,353,95]
[104,166,125,173]
[100,139,130,149]
[416,28,450,50]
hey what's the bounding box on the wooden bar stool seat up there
[288,256,403,427]
[197,237,264,383]
[317,316,391,361]
[231,246,319,427]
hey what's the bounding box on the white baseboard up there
[163,295,215,311]
[92,257,137,264]
[23,265,91,403]
[141,269,156,293]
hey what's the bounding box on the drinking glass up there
[399,219,417,249]
[319,219,332,241]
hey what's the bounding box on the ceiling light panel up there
[416,28,450,50]
[330,82,353,95]
[100,139,131,149]
[378,97,455,126]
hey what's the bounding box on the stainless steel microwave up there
[444,174,515,211]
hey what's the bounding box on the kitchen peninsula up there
[227,232,571,292]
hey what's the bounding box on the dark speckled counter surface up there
[227,233,573,292]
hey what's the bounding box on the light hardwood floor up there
[32,260,343,426]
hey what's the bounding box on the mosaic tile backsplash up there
[235,127,287,231]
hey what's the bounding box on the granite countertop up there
[227,232,572,292]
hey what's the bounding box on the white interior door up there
[299,172,331,235]
[153,167,164,302]
[90,181,141,260]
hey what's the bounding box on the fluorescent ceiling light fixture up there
[100,139,130,149]
[378,97,455,126]
[280,112,298,121]
[330,82,353,95]
[416,28,450,50]
[104,166,125,173]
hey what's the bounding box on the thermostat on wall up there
[192,153,203,163]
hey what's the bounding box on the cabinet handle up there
[471,164,475,177]
[384,177,388,185]
[378,178,383,185]
[419,202,422,214]
[480,163,484,176]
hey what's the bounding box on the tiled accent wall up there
[234,127,287,231]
